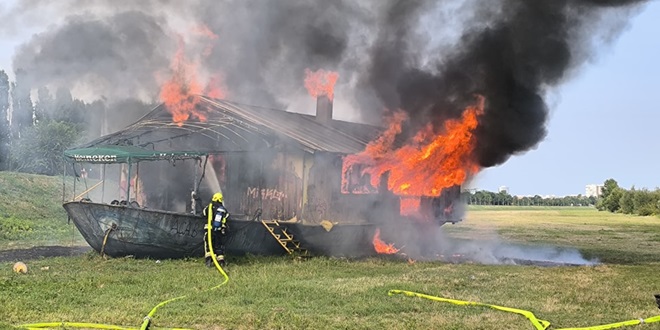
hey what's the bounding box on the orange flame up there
[373,228,400,254]
[304,68,339,100]
[191,24,219,40]
[159,26,227,126]
[343,96,485,197]
[399,196,421,217]
[205,75,227,99]
[400,196,436,221]
[191,24,219,57]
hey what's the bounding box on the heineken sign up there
[71,154,118,162]
[65,145,206,164]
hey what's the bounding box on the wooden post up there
[126,161,132,205]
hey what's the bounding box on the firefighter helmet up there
[212,192,224,203]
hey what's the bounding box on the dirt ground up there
[0,246,92,263]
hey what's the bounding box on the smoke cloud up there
[12,10,172,102]
[7,0,647,165]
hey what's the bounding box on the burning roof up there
[79,96,382,155]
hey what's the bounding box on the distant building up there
[585,184,603,198]
[498,186,509,194]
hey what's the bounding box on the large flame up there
[159,25,226,126]
[304,68,339,100]
[372,228,400,254]
[343,96,485,197]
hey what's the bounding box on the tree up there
[10,69,34,138]
[85,99,107,139]
[53,87,74,122]
[600,187,623,213]
[0,70,9,170]
[497,191,513,205]
[35,86,55,124]
[632,189,658,216]
[461,191,472,204]
[588,196,597,206]
[619,188,634,214]
[481,191,494,205]
[9,121,80,175]
[600,179,619,200]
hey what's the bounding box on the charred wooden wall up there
[302,152,395,224]
[222,150,304,221]
[218,150,461,225]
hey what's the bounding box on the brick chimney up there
[315,95,333,122]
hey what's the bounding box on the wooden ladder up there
[261,220,309,257]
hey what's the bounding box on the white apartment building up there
[585,184,603,198]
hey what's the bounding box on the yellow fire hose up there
[388,289,660,330]
[17,206,230,330]
[138,206,229,330]
[20,323,189,330]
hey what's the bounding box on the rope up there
[388,290,660,330]
[100,225,116,258]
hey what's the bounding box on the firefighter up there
[202,192,229,267]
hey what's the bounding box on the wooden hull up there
[63,201,379,259]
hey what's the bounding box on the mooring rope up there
[99,225,115,258]
[388,289,660,330]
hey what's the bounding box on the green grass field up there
[1,173,660,330]
[0,172,85,250]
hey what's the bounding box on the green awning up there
[64,145,208,164]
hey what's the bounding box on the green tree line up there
[0,68,155,176]
[596,179,660,216]
[462,190,597,207]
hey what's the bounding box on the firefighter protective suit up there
[202,192,229,267]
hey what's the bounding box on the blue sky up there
[474,2,660,196]
[0,2,658,197]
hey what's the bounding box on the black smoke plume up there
[4,0,647,165]
[367,0,646,167]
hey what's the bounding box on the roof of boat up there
[69,96,382,157]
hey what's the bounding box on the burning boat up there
[63,94,465,259]
[63,91,458,258]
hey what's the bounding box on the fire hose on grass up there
[138,208,230,330]
[388,289,660,330]
[17,208,230,330]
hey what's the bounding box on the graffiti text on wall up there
[247,187,287,201]
[170,218,198,238]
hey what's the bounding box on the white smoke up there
[399,224,598,266]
